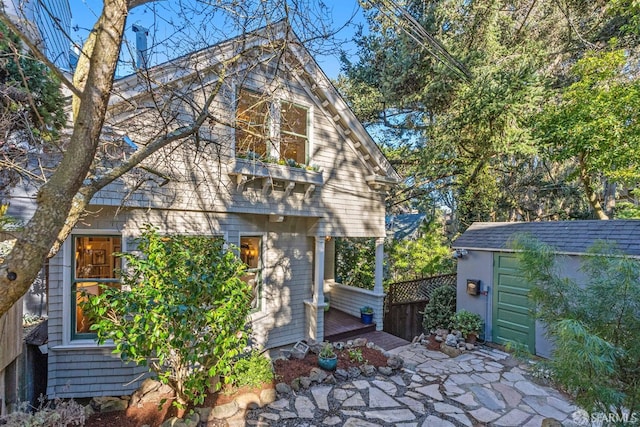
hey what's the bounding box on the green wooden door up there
[492,253,535,352]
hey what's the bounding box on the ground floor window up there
[72,235,121,339]
[240,236,262,311]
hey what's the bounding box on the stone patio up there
[245,343,583,426]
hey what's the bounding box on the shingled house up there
[6,21,400,400]
[453,220,640,357]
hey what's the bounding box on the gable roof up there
[107,20,401,185]
[453,220,640,257]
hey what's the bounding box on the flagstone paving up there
[245,343,581,426]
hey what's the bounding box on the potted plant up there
[451,309,483,343]
[360,306,374,324]
[317,342,338,370]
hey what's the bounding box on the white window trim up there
[278,98,313,164]
[60,229,125,348]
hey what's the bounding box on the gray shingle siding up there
[453,220,640,256]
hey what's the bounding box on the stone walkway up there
[245,343,580,426]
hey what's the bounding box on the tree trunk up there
[0,0,129,317]
[578,155,609,220]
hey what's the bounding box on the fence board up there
[384,274,456,342]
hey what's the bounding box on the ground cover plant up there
[82,225,252,408]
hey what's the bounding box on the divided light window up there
[236,89,269,158]
[280,101,308,164]
[72,235,121,339]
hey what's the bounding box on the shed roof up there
[453,220,640,256]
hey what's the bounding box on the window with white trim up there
[72,235,121,339]
[280,101,308,164]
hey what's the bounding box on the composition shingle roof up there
[453,220,640,256]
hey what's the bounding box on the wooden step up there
[324,309,376,342]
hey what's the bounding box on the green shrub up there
[513,236,640,416]
[422,285,456,332]
[233,350,274,389]
[83,225,252,408]
[451,309,483,337]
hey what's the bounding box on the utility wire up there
[364,0,472,81]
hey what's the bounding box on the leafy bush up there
[451,309,483,337]
[0,398,85,426]
[83,225,252,408]
[233,350,274,389]
[512,235,640,416]
[422,285,456,332]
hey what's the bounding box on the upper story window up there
[72,235,121,339]
[235,89,269,158]
[280,101,308,165]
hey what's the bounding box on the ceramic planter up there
[360,312,373,324]
[318,355,338,370]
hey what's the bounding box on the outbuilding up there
[452,220,640,358]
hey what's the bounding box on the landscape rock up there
[378,366,393,376]
[440,342,462,358]
[309,367,328,383]
[234,392,260,410]
[324,374,337,384]
[360,364,376,376]
[300,376,313,388]
[259,388,276,406]
[91,396,128,413]
[209,401,239,419]
[353,338,367,347]
[445,334,458,347]
[275,382,292,395]
[347,367,362,378]
[335,369,349,380]
[387,355,404,369]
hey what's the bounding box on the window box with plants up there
[451,309,483,344]
[231,155,323,186]
[318,342,338,370]
[360,306,374,324]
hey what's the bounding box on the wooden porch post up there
[305,236,326,342]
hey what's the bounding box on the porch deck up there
[324,309,409,351]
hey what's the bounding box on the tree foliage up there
[339,0,640,227]
[0,21,65,199]
[82,226,252,408]
[336,237,376,289]
[534,48,640,219]
[386,217,454,282]
[512,235,640,416]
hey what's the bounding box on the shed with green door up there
[452,220,640,358]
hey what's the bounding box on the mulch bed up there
[273,346,389,385]
[85,345,389,427]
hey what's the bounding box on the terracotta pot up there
[466,332,478,344]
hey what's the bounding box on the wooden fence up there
[383,274,456,342]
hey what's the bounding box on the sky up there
[68,0,369,79]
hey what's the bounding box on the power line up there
[364,0,471,81]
